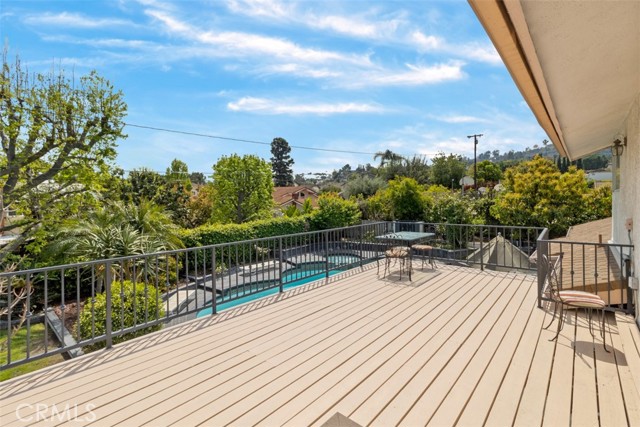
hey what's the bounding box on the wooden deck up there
[1,263,640,427]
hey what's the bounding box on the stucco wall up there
[613,91,640,323]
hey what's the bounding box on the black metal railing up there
[536,235,634,315]
[0,220,590,371]
[393,221,544,272]
[0,222,393,370]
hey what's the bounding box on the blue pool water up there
[196,268,342,317]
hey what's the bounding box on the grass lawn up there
[0,323,65,382]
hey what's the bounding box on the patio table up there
[374,231,435,280]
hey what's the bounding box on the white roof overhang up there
[469,0,640,160]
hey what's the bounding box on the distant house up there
[273,186,319,210]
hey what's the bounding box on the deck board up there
[1,263,639,427]
[570,311,599,427]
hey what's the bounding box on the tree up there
[123,169,165,205]
[490,156,599,236]
[309,193,361,230]
[270,137,294,186]
[189,172,207,185]
[467,160,502,186]
[0,54,127,264]
[343,175,387,198]
[429,153,466,188]
[211,154,274,224]
[386,177,426,220]
[47,200,182,290]
[49,200,182,261]
[373,150,403,168]
[157,159,192,227]
[165,158,192,190]
[185,183,215,228]
[399,155,431,185]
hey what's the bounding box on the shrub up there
[309,193,361,230]
[179,216,309,271]
[78,280,164,351]
[386,177,426,221]
[180,216,309,247]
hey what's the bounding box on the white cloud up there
[227,97,384,115]
[429,114,489,124]
[41,35,156,50]
[357,62,465,87]
[455,43,502,65]
[146,9,371,66]
[258,63,342,79]
[226,0,293,20]
[411,31,442,50]
[226,0,404,41]
[410,30,501,65]
[24,12,134,28]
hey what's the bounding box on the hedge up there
[179,216,310,247]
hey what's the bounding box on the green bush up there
[386,177,427,221]
[180,216,309,247]
[78,280,164,351]
[179,216,309,271]
[309,193,361,230]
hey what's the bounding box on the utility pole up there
[467,134,483,190]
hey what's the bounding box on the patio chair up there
[412,244,435,269]
[377,234,411,280]
[542,254,609,352]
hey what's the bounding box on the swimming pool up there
[196,268,342,317]
[326,254,360,265]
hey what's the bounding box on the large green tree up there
[270,137,294,187]
[165,158,192,190]
[0,55,127,264]
[211,154,274,224]
[386,177,426,220]
[123,168,165,205]
[158,159,192,227]
[429,153,467,188]
[467,160,502,186]
[373,150,403,168]
[490,156,604,236]
[309,193,361,230]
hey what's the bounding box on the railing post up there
[279,237,284,293]
[359,225,364,268]
[536,234,548,309]
[105,261,113,349]
[480,225,484,271]
[212,248,217,315]
[325,231,330,279]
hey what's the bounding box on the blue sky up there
[1,0,546,177]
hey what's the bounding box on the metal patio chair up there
[542,254,609,352]
[377,234,411,280]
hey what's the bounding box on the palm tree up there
[373,150,404,168]
[48,201,183,291]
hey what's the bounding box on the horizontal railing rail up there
[0,220,575,372]
[0,221,394,370]
[536,237,634,315]
[393,221,545,272]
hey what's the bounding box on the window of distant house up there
[300,192,305,197]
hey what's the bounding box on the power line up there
[124,123,388,156]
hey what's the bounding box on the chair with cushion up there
[542,254,609,352]
[412,244,435,270]
[377,234,411,280]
